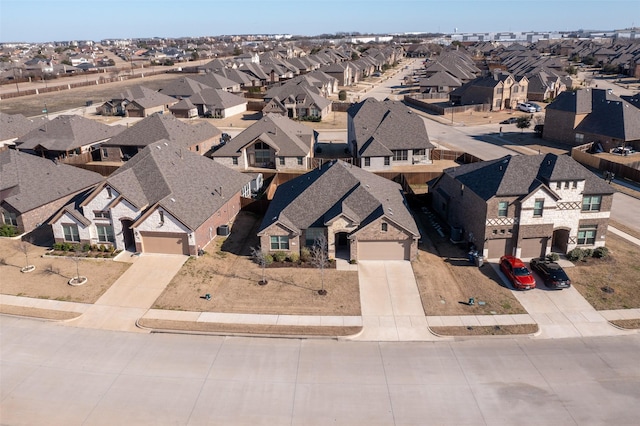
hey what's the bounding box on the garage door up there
[140,232,189,255]
[520,237,548,259]
[486,238,513,259]
[358,240,409,261]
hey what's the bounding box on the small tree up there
[251,246,270,285]
[310,234,329,295]
[338,90,347,101]
[516,115,532,133]
[17,238,35,272]
[69,248,86,285]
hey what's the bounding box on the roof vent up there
[170,198,176,202]
[156,145,161,149]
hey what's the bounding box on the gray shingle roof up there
[258,160,419,236]
[15,115,124,152]
[190,88,248,109]
[347,98,433,157]
[443,154,614,201]
[212,113,314,158]
[114,85,177,109]
[106,140,251,230]
[0,113,48,142]
[0,149,103,213]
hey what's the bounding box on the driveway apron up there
[65,254,187,333]
[353,261,438,341]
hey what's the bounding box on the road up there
[1,316,639,425]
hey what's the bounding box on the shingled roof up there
[442,154,614,201]
[211,113,314,158]
[258,160,419,236]
[15,115,124,152]
[114,85,176,109]
[0,149,103,213]
[0,113,48,143]
[347,98,433,157]
[189,88,248,109]
[102,113,220,148]
[104,140,251,230]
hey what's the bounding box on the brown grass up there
[430,324,538,336]
[0,305,81,320]
[610,219,640,241]
[0,239,130,303]
[570,234,640,310]
[152,212,361,316]
[610,319,640,329]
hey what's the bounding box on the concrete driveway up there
[65,254,187,333]
[491,262,635,339]
[353,261,438,341]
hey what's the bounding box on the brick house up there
[258,160,419,261]
[98,85,178,118]
[429,154,614,260]
[449,70,529,111]
[0,149,103,235]
[210,113,315,171]
[347,98,434,171]
[49,141,251,255]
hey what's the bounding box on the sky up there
[0,0,638,43]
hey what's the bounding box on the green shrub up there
[567,248,585,262]
[338,90,347,101]
[53,242,64,251]
[546,253,560,262]
[349,259,358,264]
[582,248,593,258]
[82,243,91,252]
[288,253,300,263]
[61,242,73,252]
[593,246,609,258]
[0,224,18,237]
[273,251,287,262]
[99,244,107,252]
[300,247,310,262]
[264,254,274,265]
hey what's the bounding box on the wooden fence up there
[571,143,640,183]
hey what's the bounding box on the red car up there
[499,255,536,290]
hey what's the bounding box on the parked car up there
[500,117,519,124]
[529,258,571,289]
[500,255,536,290]
[517,103,537,113]
[528,102,543,112]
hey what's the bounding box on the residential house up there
[49,140,252,256]
[15,115,123,160]
[429,154,614,260]
[449,70,529,110]
[263,83,332,120]
[418,71,462,95]
[168,98,199,119]
[189,88,248,118]
[99,113,222,161]
[0,149,103,235]
[321,62,358,86]
[543,88,640,149]
[98,85,178,117]
[0,113,48,149]
[211,113,316,171]
[347,98,434,170]
[257,160,419,261]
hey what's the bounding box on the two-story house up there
[429,154,614,260]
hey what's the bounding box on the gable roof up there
[347,98,433,156]
[0,113,48,143]
[258,160,419,236]
[113,85,177,109]
[211,113,314,158]
[189,88,248,109]
[441,154,614,201]
[101,113,220,148]
[104,140,251,230]
[0,149,103,213]
[15,115,124,152]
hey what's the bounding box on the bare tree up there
[69,248,86,285]
[16,238,35,272]
[251,246,270,285]
[310,234,329,295]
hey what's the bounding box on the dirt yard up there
[0,238,130,303]
[152,212,360,316]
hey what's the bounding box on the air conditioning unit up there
[217,225,229,236]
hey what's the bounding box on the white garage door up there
[140,232,189,255]
[520,237,548,259]
[358,240,409,261]
[486,238,513,259]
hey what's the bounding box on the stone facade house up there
[211,113,316,171]
[449,70,529,111]
[543,88,640,149]
[347,98,434,171]
[429,154,615,260]
[258,160,419,261]
[0,149,103,235]
[49,141,252,256]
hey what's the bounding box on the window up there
[495,99,501,108]
[305,228,324,246]
[62,224,80,242]
[232,157,238,165]
[582,195,602,211]
[513,86,519,93]
[270,235,289,250]
[392,150,408,161]
[381,223,388,232]
[159,211,164,224]
[572,181,578,189]
[106,187,113,198]
[556,182,561,190]
[2,211,17,227]
[96,225,115,243]
[279,157,285,166]
[533,199,544,217]
[297,157,303,166]
[195,145,200,152]
[498,201,508,217]
[384,157,390,166]
[564,181,570,189]
[364,157,370,167]
[577,226,597,245]
[94,211,110,219]
[575,133,584,143]
[102,148,108,158]
[414,149,425,156]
